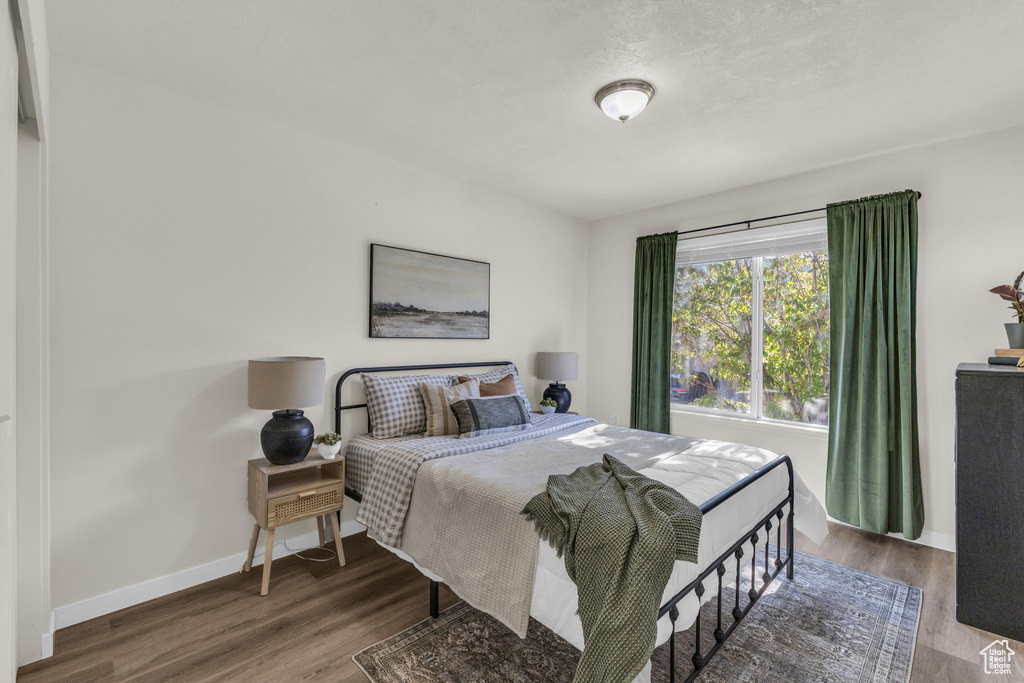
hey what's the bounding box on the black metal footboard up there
[661,454,795,683]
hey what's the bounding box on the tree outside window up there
[672,249,829,426]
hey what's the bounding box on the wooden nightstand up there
[243,454,346,595]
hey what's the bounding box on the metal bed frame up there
[335,361,795,683]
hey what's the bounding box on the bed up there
[335,362,828,683]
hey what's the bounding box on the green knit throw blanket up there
[522,454,703,683]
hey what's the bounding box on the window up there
[671,220,830,426]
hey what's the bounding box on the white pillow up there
[361,372,453,439]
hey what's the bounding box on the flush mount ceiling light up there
[594,79,656,123]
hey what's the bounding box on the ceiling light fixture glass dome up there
[594,79,656,123]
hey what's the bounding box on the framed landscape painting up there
[369,244,490,339]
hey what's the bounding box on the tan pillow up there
[458,373,517,397]
[419,379,481,437]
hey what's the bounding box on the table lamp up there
[248,356,326,465]
[536,351,578,413]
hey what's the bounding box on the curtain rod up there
[676,191,923,242]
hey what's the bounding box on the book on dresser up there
[954,363,1024,641]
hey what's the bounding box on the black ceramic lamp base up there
[543,383,572,413]
[260,409,314,465]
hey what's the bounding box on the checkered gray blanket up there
[354,413,597,547]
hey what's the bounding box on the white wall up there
[1,3,20,680]
[588,125,1024,547]
[47,57,589,612]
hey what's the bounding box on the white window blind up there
[676,218,828,266]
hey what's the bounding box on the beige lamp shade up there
[536,352,579,382]
[247,357,326,409]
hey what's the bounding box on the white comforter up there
[375,430,828,682]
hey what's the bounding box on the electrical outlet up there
[608,413,620,425]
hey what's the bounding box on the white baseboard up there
[909,528,956,553]
[51,519,365,632]
[41,613,54,659]
[826,515,955,553]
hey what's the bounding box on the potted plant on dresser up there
[314,432,342,459]
[539,398,558,414]
[990,271,1024,349]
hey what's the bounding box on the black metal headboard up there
[334,361,515,433]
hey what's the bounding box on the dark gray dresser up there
[955,363,1024,641]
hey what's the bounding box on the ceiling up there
[46,0,1024,220]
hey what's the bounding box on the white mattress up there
[378,436,828,683]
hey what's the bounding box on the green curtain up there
[631,231,678,433]
[826,190,924,540]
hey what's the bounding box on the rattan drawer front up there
[267,482,344,528]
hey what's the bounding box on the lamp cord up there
[282,538,338,563]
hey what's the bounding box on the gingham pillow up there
[456,364,532,412]
[362,373,453,439]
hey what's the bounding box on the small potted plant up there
[539,398,557,415]
[990,271,1024,349]
[314,432,342,459]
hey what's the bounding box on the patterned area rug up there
[353,550,921,682]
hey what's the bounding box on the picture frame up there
[369,244,491,339]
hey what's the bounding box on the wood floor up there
[18,524,1024,682]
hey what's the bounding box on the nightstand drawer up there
[267,481,344,528]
